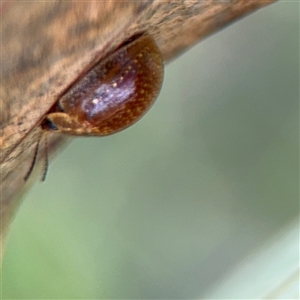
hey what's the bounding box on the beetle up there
[24,34,164,181]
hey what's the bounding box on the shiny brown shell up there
[42,34,164,136]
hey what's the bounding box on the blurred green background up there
[2,2,299,299]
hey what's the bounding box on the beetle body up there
[42,34,164,136]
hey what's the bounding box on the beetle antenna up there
[41,132,49,181]
[24,131,43,181]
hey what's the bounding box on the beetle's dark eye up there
[42,118,58,131]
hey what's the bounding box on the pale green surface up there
[203,220,299,299]
[1,2,299,299]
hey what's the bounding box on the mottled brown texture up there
[0,0,276,250]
